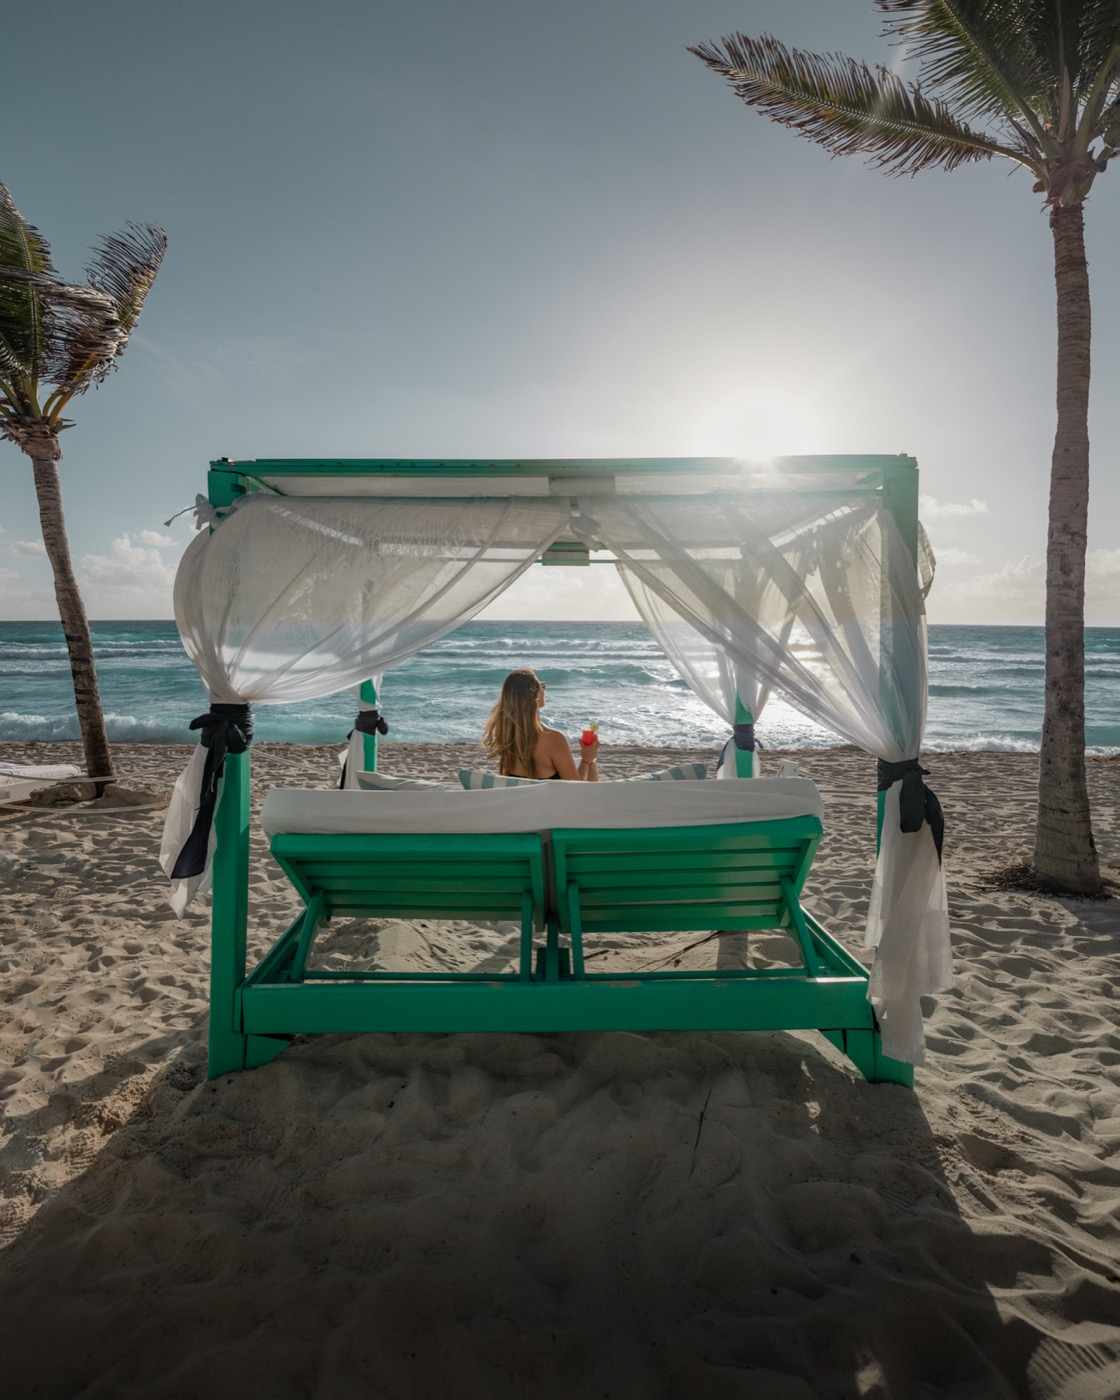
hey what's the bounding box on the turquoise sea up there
[0,621,1117,753]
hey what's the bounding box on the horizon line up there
[2,618,1116,629]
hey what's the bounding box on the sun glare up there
[690,380,826,461]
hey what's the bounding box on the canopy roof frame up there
[206,453,913,507]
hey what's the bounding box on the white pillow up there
[458,769,542,790]
[355,771,458,792]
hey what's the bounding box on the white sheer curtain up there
[619,540,810,777]
[620,572,761,717]
[577,493,949,1065]
[161,494,569,911]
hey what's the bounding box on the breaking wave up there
[2,619,1118,751]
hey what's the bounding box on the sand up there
[1,739,1118,1399]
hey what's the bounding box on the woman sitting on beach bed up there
[483,668,599,781]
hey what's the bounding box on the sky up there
[0,0,1116,625]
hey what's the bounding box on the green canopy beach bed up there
[159,456,950,1084]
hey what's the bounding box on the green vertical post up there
[870,456,922,1081]
[206,461,248,518]
[877,456,920,849]
[205,463,251,1077]
[359,679,379,771]
[733,695,755,778]
[208,747,251,1077]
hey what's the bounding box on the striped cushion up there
[627,763,707,782]
[355,771,456,792]
[458,768,542,790]
[458,763,706,789]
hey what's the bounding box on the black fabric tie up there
[338,709,389,789]
[170,704,252,880]
[718,723,761,774]
[877,757,944,863]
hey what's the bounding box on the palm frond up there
[688,32,1031,175]
[86,223,167,370]
[876,2,1052,143]
[0,328,29,387]
[1077,0,1120,87]
[1011,0,1119,111]
[0,186,55,279]
[1079,57,1119,151]
[1103,90,1120,142]
[42,279,124,392]
[36,224,166,418]
[0,184,56,389]
[0,267,122,397]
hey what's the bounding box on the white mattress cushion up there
[263,777,823,838]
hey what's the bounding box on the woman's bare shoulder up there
[537,728,574,761]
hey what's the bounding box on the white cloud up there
[13,538,46,556]
[0,528,193,619]
[963,555,1041,595]
[80,534,178,602]
[930,546,979,567]
[1088,548,1120,584]
[930,555,1042,625]
[919,495,989,520]
[480,560,640,622]
[931,549,1120,624]
[0,573,55,618]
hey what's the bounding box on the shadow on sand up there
[0,1010,1062,1400]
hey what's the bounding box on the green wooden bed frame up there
[200,455,920,1087]
[220,811,910,1086]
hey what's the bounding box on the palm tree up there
[0,186,166,788]
[691,3,1118,896]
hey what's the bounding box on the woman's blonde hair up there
[483,668,544,776]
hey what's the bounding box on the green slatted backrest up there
[270,832,546,924]
[551,818,822,935]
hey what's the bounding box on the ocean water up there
[0,621,1117,754]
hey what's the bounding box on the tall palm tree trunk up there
[26,437,114,786]
[1034,203,1100,894]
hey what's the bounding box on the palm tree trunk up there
[28,442,114,787]
[1033,202,1100,894]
